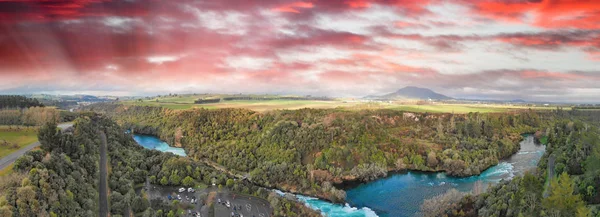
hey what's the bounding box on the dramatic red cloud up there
[0,0,168,24]
[346,0,371,8]
[272,2,314,13]
[268,0,437,19]
[394,21,430,29]
[588,50,600,61]
[0,0,598,102]
[519,70,586,80]
[493,31,600,60]
[473,0,600,29]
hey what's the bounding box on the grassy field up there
[121,96,564,113]
[122,99,356,111]
[206,100,358,112]
[121,101,209,110]
[384,104,541,113]
[0,164,13,177]
[0,127,38,158]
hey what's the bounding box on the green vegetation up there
[121,101,206,110]
[438,113,600,217]
[0,117,317,217]
[0,96,43,109]
[0,128,38,158]
[87,103,559,202]
[0,107,60,126]
[0,164,13,177]
[121,98,345,111]
[387,104,520,113]
[120,94,563,114]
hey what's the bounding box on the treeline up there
[0,116,317,217]
[38,99,78,110]
[86,103,558,202]
[194,96,333,104]
[0,107,60,126]
[221,96,333,101]
[193,99,221,104]
[0,95,43,109]
[0,95,64,126]
[436,116,600,217]
[573,105,600,109]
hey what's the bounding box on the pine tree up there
[543,173,586,216]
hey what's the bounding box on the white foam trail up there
[480,162,515,181]
[274,190,379,217]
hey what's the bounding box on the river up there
[297,135,545,217]
[132,133,543,217]
[132,134,187,156]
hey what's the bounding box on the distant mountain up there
[368,86,452,100]
[509,99,527,103]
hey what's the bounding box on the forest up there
[424,111,600,217]
[86,103,558,202]
[0,96,44,109]
[0,107,61,126]
[0,115,317,217]
[0,95,63,126]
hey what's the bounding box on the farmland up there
[0,127,38,158]
[119,94,565,113]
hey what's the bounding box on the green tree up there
[226,179,234,188]
[160,177,169,185]
[182,176,195,187]
[167,210,175,217]
[169,173,181,185]
[38,121,60,152]
[543,173,586,216]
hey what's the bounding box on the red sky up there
[0,0,599,102]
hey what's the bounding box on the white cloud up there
[225,56,274,71]
[183,5,249,35]
[315,5,400,35]
[147,55,182,64]
[277,46,352,63]
[106,64,119,71]
[102,17,140,28]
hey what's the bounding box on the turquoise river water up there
[133,134,187,156]
[294,135,544,217]
[133,134,543,217]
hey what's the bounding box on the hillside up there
[370,86,452,100]
[86,103,553,203]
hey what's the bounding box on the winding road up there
[0,122,73,171]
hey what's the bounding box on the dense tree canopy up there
[445,114,600,217]
[1,115,316,217]
[87,103,556,202]
[0,96,43,109]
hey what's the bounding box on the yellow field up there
[0,127,38,158]
[121,101,208,110]
[205,100,360,112]
[0,164,13,177]
[122,96,564,113]
[371,103,559,114]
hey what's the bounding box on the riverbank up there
[274,135,544,217]
[334,133,535,191]
[342,135,544,217]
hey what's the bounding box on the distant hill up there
[509,99,527,103]
[367,86,452,100]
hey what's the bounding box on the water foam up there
[479,162,514,181]
[275,190,379,217]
